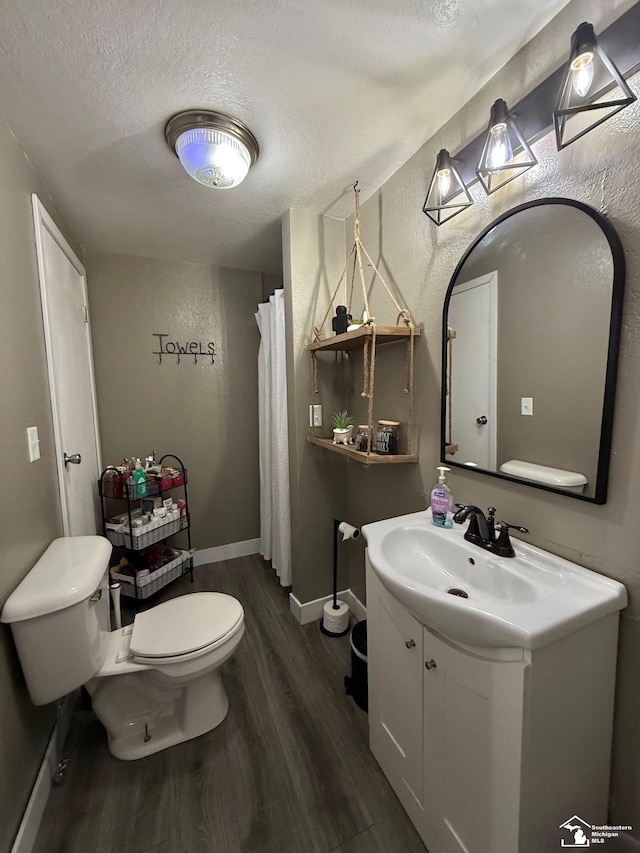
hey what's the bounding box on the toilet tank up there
[499,460,587,494]
[1,536,113,705]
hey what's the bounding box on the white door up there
[446,272,497,469]
[32,195,102,536]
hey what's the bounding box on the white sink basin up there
[362,511,627,649]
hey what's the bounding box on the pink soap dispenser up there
[430,466,453,528]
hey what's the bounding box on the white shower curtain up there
[255,289,292,586]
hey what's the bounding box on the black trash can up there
[344,620,368,712]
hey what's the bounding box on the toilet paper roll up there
[110,582,122,630]
[338,521,360,541]
[322,600,350,634]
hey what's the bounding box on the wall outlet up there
[521,397,534,416]
[309,404,323,427]
[27,426,40,462]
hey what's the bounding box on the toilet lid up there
[130,593,243,659]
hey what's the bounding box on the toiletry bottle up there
[133,458,147,499]
[430,466,453,528]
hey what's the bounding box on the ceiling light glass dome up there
[165,111,259,190]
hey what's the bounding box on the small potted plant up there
[347,309,369,333]
[332,409,355,445]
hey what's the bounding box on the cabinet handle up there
[425,658,437,670]
[405,639,416,649]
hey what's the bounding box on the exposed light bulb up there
[437,167,451,201]
[488,122,513,171]
[571,51,594,98]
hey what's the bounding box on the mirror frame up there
[441,197,625,504]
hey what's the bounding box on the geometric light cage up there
[422,149,474,225]
[476,99,538,196]
[554,22,637,151]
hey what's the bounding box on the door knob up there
[476,415,488,425]
[64,452,82,467]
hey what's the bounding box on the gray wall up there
[283,209,349,604]
[86,251,263,551]
[0,116,81,851]
[261,273,283,301]
[287,0,640,833]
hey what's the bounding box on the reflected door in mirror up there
[447,272,497,469]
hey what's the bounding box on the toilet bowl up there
[1,537,245,760]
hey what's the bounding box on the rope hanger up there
[313,183,415,339]
[311,184,417,456]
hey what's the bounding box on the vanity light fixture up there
[476,99,537,195]
[165,110,259,189]
[422,149,474,225]
[554,22,637,150]
[421,4,640,226]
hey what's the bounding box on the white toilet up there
[1,536,245,760]
[499,459,588,494]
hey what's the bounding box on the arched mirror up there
[441,197,625,504]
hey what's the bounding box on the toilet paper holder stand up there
[319,519,360,638]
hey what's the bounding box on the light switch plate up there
[27,426,40,462]
[521,397,533,416]
[309,404,323,427]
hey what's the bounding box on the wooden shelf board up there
[307,435,418,464]
[308,325,420,353]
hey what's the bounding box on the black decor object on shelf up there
[332,305,352,335]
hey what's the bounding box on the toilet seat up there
[130,592,243,664]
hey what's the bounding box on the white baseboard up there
[12,693,75,853]
[289,589,349,625]
[344,589,367,622]
[289,588,366,625]
[192,538,260,567]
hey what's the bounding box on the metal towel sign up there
[152,333,216,364]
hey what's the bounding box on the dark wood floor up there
[32,555,426,853]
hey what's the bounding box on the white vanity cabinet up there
[367,566,425,808]
[366,555,620,853]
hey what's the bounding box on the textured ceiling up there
[0,0,572,273]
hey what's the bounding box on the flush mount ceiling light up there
[422,149,474,225]
[165,110,259,189]
[476,99,537,195]
[554,22,637,151]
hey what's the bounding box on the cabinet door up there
[423,629,528,853]
[367,563,424,809]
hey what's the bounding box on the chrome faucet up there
[453,504,528,558]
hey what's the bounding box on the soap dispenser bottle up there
[133,458,147,499]
[430,466,453,528]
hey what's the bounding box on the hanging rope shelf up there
[307,184,420,464]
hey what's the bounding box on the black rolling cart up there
[98,453,193,602]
